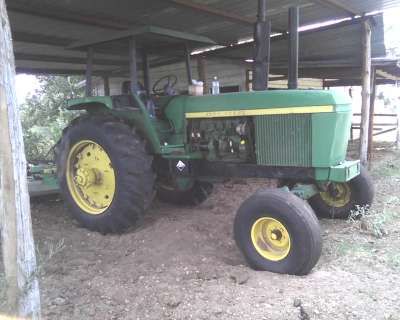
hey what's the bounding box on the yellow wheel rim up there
[66,140,116,215]
[251,217,291,261]
[320,183,351,208]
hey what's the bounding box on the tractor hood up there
[179,90,352,119]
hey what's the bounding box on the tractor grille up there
[255,114,312,167]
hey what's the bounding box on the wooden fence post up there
[397,112,400,149]
[367,68,376,161]
[0,0,41,318]
[359,19,372,167]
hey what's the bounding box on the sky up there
[14,8,400,104]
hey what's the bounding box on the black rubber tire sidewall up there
[234,189,322,275]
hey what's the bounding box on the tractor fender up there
[67,96,162,154]
[67,96,113,111]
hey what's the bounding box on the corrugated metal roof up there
[206,15,386,73]
[5,0,400,76]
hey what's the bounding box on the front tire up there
[309,168,375,219]
[56,115,154,233]
[234,189,322,275]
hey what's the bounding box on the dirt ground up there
[5,147,400,319]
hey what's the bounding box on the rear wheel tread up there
[56,114,155,233]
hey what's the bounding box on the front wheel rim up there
[320,183,351,208]
[251,217,291,261]
[66,140,116,215]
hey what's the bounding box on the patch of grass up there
[386,254,400,271]
[372,153,400,178]
[348,200,399,239]
[335,240,374,257]
[36,238,65,272]
[341,196,400,271]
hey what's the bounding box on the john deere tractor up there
[52,26,374,275]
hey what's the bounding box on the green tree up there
[20,75,84,161]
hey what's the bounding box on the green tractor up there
[53,26,374,275]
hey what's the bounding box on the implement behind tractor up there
[31,25,374,275]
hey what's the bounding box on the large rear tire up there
[309,168,375,219]
[234,189,322,275]
[56,115,154,233]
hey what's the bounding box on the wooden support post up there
[397,113,400,150]
[0,0,40,317]
[184,44,193,85]
[197,56,208,94]
[245,69,251,91]
[367,68,376,160]
[359,20,372,167]
[129,37,139,95]
[85,46,93,96]
[142,50,150,95]
[103,75,110,96]
[288,6,299,89]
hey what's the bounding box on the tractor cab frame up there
[67,25,216,154]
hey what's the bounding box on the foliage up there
[20,76,84,161]
[348,196,400,239]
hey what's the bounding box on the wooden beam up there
[16,67,110,76]
[12,31,74,46]
[0,0,40,317]
[168,0,255,26]
[15,56,183,76]
[168,0,286,34]
[184,44,193,85]
[7,2,129,30]
[312,0,359,16]
[15,54,188,78]
[129,37,139,94]
[103,75,110,96]
[142,50,150,95]
[360,20,372,166]
[14,53,127,66]
[322,78,394,87]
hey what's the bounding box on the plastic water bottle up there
[212,76,220,95]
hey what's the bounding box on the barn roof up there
[6,0,400,79]
[203,14,400,84]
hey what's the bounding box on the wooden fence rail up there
[351,113,399,142]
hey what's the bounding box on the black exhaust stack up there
[252,0,271,91]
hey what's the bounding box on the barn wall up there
[93,58,322,95]
[93,58,248,95]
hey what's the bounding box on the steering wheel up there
[152,74,178,95]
